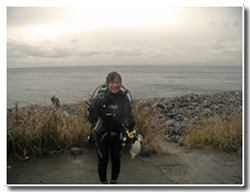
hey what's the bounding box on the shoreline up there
[7,90,242,152]
[141,90,242,154]
[7,90,242,110]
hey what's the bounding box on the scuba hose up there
[85,84,106,142]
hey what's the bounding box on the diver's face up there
[107,76,122,94]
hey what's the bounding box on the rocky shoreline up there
[50,90,242,136]
[136,90,242,154]
[60,90,242,146]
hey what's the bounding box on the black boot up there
[110,179,118,184]
[99,181,108,184]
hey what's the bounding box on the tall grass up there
[184,108,242,152]
[131,102,169,154]
[7,100,165,163]
[7,101,91,160]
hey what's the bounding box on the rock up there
[167,126,174,132]
[151,102,159,108]
[42,149,64,156]
[173,124,188,135]
[57,149,65,154]
[202,108,211,117]
[156,103,167,109]
[175,135,180,140]
[177,136,186,146]
[192,103,199,106]
[174,114,184,121]
[164,135,171,142]
[71,147,83,155]
[165,134,175,142]
[49,150,57,155]
[165,119,177,127]
[177,136,185,143]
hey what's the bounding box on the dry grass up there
[132,102,161,145]
[7,101,91,161]
[132,102,171,155]
[184,108,242,152]
[7,100,166,163]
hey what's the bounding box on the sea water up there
[7,65,242,108]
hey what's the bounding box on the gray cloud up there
[77,49,103,57]
[7,7,243,68]
[221,20,241,29]
[7,39,75,58]
[7,39,152,60]
[210,40,225,50]
[220,50,242,56]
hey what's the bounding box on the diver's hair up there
[106,72,122,84]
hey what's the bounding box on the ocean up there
[7,65,242,108]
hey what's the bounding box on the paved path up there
[7,139,243,186]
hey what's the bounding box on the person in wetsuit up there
[87,72,136,184]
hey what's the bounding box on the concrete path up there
[7,139,243,186]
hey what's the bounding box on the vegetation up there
[7,102,87,161]
[184,108,242,152]
[132,102,169,154]
[7,100,242,166]
[7,100,164,164]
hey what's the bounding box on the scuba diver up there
[86,72,137,184]
[51,95,60,107]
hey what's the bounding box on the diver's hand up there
[88,105,96,115]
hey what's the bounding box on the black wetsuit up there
[88,89,135,183]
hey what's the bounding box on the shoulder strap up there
[90,84,133,106]
[89,84,106,105]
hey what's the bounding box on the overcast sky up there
[7,6,243,68]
